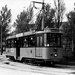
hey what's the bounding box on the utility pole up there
[32,0,45,30]
[0,21,2,55]
[54,0,60,28]
[58,0,60,28]
[0,16,2,55]
[42,0,44,30]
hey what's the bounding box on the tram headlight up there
[54,53,58,57]
[47,44,49,47]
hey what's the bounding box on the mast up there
[42,0,44,30]
[58,0,60,28]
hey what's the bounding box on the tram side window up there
[37,36,39,47]
[14,39,17,47]
[7,40,11,48]
[36,35,43,47]
[56,35,61,46]
[46,33,61,47]
[44,34,47,46]
[19,37,23,47]
[40,36,43,46]
[11,39,14,48]
[10,39,17,48]
[29,35,35,47]
[23,37,29,47]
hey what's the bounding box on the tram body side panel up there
[42,47,63,60]
[20,47,63,61]
[20,48,35,60]
[35,47,63,60]
[6,48,16,59]
[20,47,43,60]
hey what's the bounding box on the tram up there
[6,28,63,65]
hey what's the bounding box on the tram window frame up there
[44,33,47,47]
[46,33,61,47]
[40,36,43,47]
[23,36,29,47]
[36,34,44,47]
[14,38,17,48]
[36,36,39,47]
[6,39,11,48]
[29,35,35,47]
[11,39,14,48]
[19,37,23,47]
[6,38,17,48]
[11,38,17,48]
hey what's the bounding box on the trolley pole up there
[32,0,45,30]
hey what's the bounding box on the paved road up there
[0,54,75,75]
[0,61,75,75]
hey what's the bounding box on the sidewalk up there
[0,54,9,62]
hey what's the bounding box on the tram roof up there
[6,28,62,40]
[6,33,23,40]
[6,35,16,40]
[23,28,62,35]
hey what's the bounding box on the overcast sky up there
[0,0,75,24]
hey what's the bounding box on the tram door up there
[35,35,43,57]
[16,38,20,59]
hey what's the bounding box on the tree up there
[35,4,55,30]
[15,5,34,33]
[63,11,75,58]
[0,5,11,40]
[0,5,11,54]
[54,0,65,28]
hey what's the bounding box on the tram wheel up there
[9,56,15,61]
[50,62,55,66]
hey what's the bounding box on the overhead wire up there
[29,9,42,24]
[29,2,42,24]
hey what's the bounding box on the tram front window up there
[46,33,61,47]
